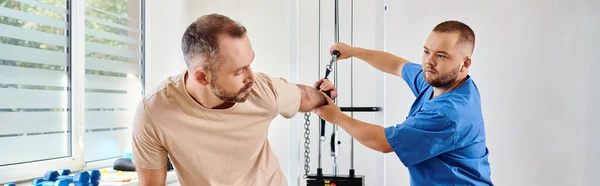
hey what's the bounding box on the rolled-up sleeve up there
[402,62,429,97]
[384,110,456,167]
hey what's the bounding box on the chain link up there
[326,55,336,72]
[303,112,311,178]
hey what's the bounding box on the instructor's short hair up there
[432,20,475,54]
[181,14,247,73]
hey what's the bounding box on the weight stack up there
[306,174,364,186]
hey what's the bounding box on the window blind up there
[0,0,71,166]
[83,0,143,162]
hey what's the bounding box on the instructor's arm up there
[313,97,393,153]
[330,42,409,77]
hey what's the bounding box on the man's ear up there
[461,56,472,72]
[193,68,211,86]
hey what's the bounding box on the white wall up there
[147,0,600,185]
[145,0,190,91]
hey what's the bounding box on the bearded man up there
[131,14,335,186]
[313,20,494,186]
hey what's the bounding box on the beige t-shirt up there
[131,71,301,186]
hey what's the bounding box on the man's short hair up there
[181,14,247,73]
[432,20,475,54]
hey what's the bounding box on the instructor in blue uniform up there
[313,20,493,185]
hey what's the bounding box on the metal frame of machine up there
[303,0,381,185]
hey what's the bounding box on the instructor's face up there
[210,35,255,102]
[422,32,464,87]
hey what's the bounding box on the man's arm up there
[137,166,167,186]
[351,47,410,77]
[296,84,328,112]
[331,113,393,153]
[132,102,169,186]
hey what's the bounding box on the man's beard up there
[209,77,253,102]
[425,65,461,87]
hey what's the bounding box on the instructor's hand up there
[330,42,354,60]
[312,95,343,124]
[313,79,337,100]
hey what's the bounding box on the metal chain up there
[304,55,337,178]
[326,55,336,72]
[303,112,311,178]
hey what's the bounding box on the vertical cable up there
[332,0,340,177]
[350,0,355,171]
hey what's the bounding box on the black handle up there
[320,69,332,97]
[316,85,330,138]
[330,132,336,153]
[332,50,340,57]
[340,107,382,112]
[317,52,338,140]
[320,119,326,137]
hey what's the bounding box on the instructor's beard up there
[425,64,461,87]
[209,76,253,103]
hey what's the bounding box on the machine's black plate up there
[306,174,364,186]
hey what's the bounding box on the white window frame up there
[0,0,147,184]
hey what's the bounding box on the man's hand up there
[297,84,328,112]
[313,79,337,100]
[312,95,343,124]
[330,42,355,60]
[330,42,409,77]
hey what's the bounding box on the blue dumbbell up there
[55,179,71,186]
[57,171,90,181]
[32,171,90,186]
[59,169,71,176]
[32,179,71,186]
[56,175,74,180]
[56,169,74,180]
[30,169,69,184]
[73,171,91,186]
[87,170,101,186]
[30,171,59,185]
[4,183,16,186]
[42,170,59,181]
[32,178,45,185]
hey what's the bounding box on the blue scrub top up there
[385,62,493,186]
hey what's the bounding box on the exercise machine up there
[303,0,381,185]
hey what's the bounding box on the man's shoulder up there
[439,77,480,105]
[142,71,187,110]
[253,72,292,87]
[427,86,482,122]
[251,72,297,98]
[252,72,274,87]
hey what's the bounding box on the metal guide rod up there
[334,0,339,43]
[332,0,340,177]
[350,0,355,172]
[317,0,322,171]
